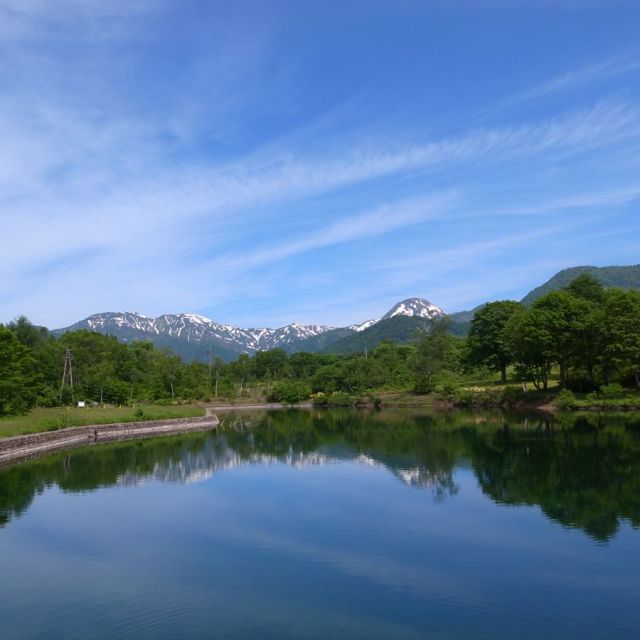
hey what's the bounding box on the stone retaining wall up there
[0,416,219,466]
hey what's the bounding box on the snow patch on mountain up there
[85,312,158,334]
[57,295,447,358]
[381,298,445,320]
[348,319,378,332]
[67,312,336,353]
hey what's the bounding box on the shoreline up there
[0,415,219,467]
[2,397,638,468]
[204,402,313,414]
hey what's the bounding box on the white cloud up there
[1,1,639,332]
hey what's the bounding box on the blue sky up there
[1,0,639,329]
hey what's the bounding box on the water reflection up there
[1,409,639,541]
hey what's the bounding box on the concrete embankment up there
[0,415,219,467]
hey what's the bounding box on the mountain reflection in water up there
[0,410,640,541]
[1,408,639,541]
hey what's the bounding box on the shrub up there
[599,383,626,400]
[37,386,62,408]
[103,379,131,405]
[501,386,522,404]
[312,392,328,406]
[436,379,460,399]
[413,375,434,395]
[267,381,311,404]
[317,392,354,406]
[331,392,355,406]
[134,408,149,421]
[555,389,576,410]
[452,389,474,406]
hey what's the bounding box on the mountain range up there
[54,298,446,361]
[54,264,640,361]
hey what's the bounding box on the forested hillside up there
[521,265,640,306]
[322,316,432,354]
[2,274,640,417]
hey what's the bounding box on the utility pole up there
[60,347,74,401]
[206,347,213,383]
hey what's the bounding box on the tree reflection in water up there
[1,408,639,541]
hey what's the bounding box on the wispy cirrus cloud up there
[204,192,458,274]
[1,99,635,278]
[2,97,640,326]
[510,49,640,105]
[1,2,639,328]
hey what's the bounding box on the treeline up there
[1,274,639,417]
[467,274,640,391]
[0,317,439,415]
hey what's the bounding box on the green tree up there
[340,356,386,393]
[566,273,605,304]
[212,356,225,398]
[229,354,254,395]
[8,316,48,349]
[599,289,640,386]
[0,327,39,415]
[466,301,522,383]
[569,297,604,389]
[412,318,460,393]
[371,341,414,389]
[503,308,554,390]
[289,352,330,380]
[152,349,182,399]
[311,363,345,393]
[532,291,585,388]
[254,349,289,388]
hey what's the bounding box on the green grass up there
[375,391,439,407]
[0,404,205,438]
[571,394,640,410]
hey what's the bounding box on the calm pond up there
[0,408,639,639]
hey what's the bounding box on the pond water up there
[0,408,639,639]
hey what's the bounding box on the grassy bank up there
[312,384,640,413]
[569,395,640,411]
[0,404,205,438]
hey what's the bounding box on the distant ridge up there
[54,297,446,361]
[446,264,640,337]
[52,265,640,360]
[520,264,640,306]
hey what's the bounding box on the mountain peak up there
[382,298,445,320]
[55,297,446,361]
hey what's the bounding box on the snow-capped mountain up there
[347,298,444,332]
[84,311,158,334]
[64,311,336,353]
[55,296,448,360]
[381,297,445,320]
